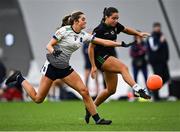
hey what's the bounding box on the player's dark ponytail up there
[61,15,71,27]
[101,7,118,23]
[56,15,71,29]
[101,7,107,23]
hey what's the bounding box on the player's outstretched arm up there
[92,37,134,48]
[123,27,150,38]
[92,37,123,47]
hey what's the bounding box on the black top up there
[93,22,125,56]
[130,41,147,59]
[146,32,169,64]
[130,41,147,67]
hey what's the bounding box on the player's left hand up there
[52,49,62,57]
[91,66,97,79]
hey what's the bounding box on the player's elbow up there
[88,44,95,52]
[46,44,50,51]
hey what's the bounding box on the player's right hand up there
[52,49,62,57]
[91,66,97,79]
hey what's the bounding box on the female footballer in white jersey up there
[5,11,130,125]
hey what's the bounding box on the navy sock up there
[86,108,91,116]
[92,113,100,122]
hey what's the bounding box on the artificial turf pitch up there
[0,100,180,131]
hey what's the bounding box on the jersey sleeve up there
[116,22,125,34]
[83,31,95,43]
[93,27,104,38]
[53,27,66,41]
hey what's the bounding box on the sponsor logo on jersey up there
[80,37,83,42]
[111,31,115,35]
[56,31,61,36]
[104,32,109,35]
[74,35,78,41]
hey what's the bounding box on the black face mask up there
[152,31,162,38]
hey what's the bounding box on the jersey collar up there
[71,26,81,34]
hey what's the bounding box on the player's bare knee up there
[80,87,89,98]
[108,88,116,95]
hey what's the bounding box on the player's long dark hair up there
[57,11,84,29]
[101,7,119,23]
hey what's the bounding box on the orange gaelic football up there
[147,75,163,91]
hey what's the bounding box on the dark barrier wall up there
[0,0,33,75]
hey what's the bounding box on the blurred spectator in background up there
[0,48,6,87]
[0,62,6,86]
[0,47,7,100]
[146,22,170,101]
[82,42,100,99]
[128,35,148,101]
[130,35,148,84]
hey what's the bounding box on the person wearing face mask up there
[146,22,170,101]
[130,35,148,85]
[0,48,6,88]
[5,11,131,125]
[86,7,151,123]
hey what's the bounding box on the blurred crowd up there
[129,22,172,101]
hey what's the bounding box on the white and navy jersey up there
[46,25,94,69]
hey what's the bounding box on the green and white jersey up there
[46,25,94,69]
